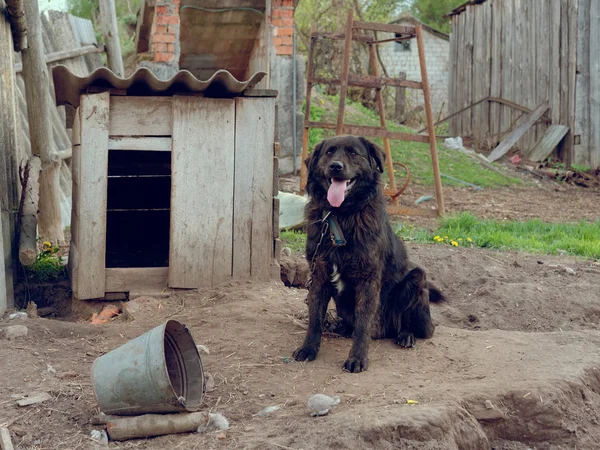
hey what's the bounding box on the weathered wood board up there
[169,97,235,289]
[525,125,569,162]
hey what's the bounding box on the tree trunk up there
[21,0,64,244]
[18,156,42,266]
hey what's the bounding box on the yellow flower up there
[434,235,440,240]
[467,237,472,242]
[451,241,459,247]
[458,238,463,241]
[43,241,52,247]
[444,236,449,239]
[320,99,325,105]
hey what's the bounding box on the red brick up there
[271,17,284,27]
[153,32,176,43]
[154,52,174,63]
[281,0,294,7]
[153,42,168,53]
[273,37,283,46]
[167,43,176,52]
[154,24,167,34]
[276,26,293,36]
[272,8,283,17]
[155,5,168,14]
[156,14,179,25]
[167,24,179,33]
[171,0,180,4]
[282,18,294,27]
[279,36,293,45]
[276,45,293,55]
[272,8,293,18]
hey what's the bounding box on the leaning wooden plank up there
[76,92,110,300]
[525,125,569,162]
[169,97,235,288]
[14,45,105,73]
[487,103,550,162]
[0,427,15,450]
[233,97,275,280]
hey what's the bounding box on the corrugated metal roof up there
[390,12,449,41]
[447,0,488,17]
[53,65,267,107]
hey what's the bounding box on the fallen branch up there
[0,427,14,450]
[106,412,209,441]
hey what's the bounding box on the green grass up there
[304,93,520,188]
[280,213,600,260]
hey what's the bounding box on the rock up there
[197,413,229,433]
[2,325,28,340]
[216,432,227,440]
[307,394,341,417]
[16,392,52,407]
[26,302,38,319]
[46,364,56,374]
[258,405,281,417]
[281,247,292,257]
[9,312,27,320]
[556,248,568,256]
[484,400,494,410]
[468,406,505,422]
[197,344,210,355]
[122,296,161,319]
[90,430,108,446]
[564,266,576,275]
[204,372,216,393]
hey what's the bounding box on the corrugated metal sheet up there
[53,65,267,107]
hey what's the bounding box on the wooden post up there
[99,0,124,76]
[0,1,20,308]
[21,0,64,246]
[415,25,445,216]
[335,9,354,134]
[300,24,317,191]
[395,71,406,121]
[18,157,42,266]
[367,43,398,203]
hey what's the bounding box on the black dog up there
[293,135,446,373]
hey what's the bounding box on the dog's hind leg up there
[386,267,435,348]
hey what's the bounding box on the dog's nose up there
[329,161,344,173]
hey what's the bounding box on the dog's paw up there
[293,345,318,362]
[343,356,368,373]
[396,331,415,348]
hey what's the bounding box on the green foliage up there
[304,93,520,188]
[410,0,465,34]
[24,242,68,283]
[281,214,600,260]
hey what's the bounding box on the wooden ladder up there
[300,10,445,217]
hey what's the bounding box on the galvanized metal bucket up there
[91,320,204,415]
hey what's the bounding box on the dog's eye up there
[326,150,334,155]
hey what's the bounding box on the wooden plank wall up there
[448,0,583,165]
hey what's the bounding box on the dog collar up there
[322,211,346,247]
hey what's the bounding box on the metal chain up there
[306,212,331,290]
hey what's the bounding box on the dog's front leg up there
[293,260,332,362]
[344,279,380,373]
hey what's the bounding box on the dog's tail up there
[427,282,448,303]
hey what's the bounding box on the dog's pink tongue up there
[327,179,348,207]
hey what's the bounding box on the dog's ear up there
[305,140,325,174]
[359,137,385,173]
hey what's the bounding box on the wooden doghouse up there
[53,66,280,300]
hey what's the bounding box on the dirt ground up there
[2,242,600,449]
[2,168,600,449]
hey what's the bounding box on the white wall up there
[379,23,449,120]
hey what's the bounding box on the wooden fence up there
[448,0,579,164]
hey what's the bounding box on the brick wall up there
[379,22,449,119]
[149,0,181,65]
[271,0,294,56]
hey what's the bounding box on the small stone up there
[216,432,227,440]
[258,405,281,417]
[90,429,108,446]
[46,364,56,374]
[3,325,28,340]
[468,407,504,422]
[204,372,216,393]
[244,426,254,432]
[197,344,210,355]
[484,400,494,410]
[33,352,40,356]
[557,249,568,256]
[9,312,28,320]
[564,266,576,275]
[307,394,341,417]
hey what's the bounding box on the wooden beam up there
[487,103,550,162]
[105,267,168,293]
[14,45,105,73]
[524,125,569,162]
[0,5,19,310]
[108,137,172,152]
[353,21,415,36]
[311,75,423,90]
[415,24,444,216]
[311,31,375,43]
[99,0,124,76]
[307,121,430,143]
[21,0,63,243]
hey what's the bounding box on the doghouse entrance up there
[106,150,171,268]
